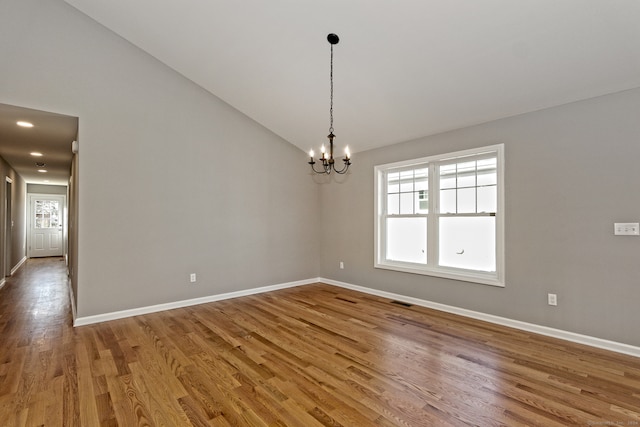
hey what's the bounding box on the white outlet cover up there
[614,223,640,236]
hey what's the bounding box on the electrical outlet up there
[339,261,344,269]
[547,293,557,306]
[614,223,639,236]
[190,273,197,283]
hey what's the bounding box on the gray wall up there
[68,152,79,312]
[1,0,320,317]
[27,184,67,195]
[320,88,640,348]
[11,173,26,270]
[0,157,27,274]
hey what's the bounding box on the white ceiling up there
[0,103,77,186]
[65,0,640,154]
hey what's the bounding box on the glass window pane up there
[387,172,399,193]
[477,158,496,168]
[440,165,456,189]
[477,158,497,186]
[399,170,413,192]
[457,188,476,213]
[440,189,456,213]
[386,217,427,264]
[387,194,399,215]
[416,191,428,214]
[439,217,495,271]
[34,200,60,229]
[414,168,428,191]
[414,177,428,192]
[400,192,414,215]
[477,186,497,213]
[457,161,476,188]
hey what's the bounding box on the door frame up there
[27,193,67,258]
[2,177,11,283]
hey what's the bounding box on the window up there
[374,144,504,286]
[34,200,60,229]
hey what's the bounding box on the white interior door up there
[28,195,65,258]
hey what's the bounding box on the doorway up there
[0,103,79,317]
[27,194,66,258]
[4,178,11,277]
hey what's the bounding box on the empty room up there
[1,0,639,426]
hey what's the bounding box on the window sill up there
[374,261,504,287]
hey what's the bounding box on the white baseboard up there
[321,277,640,359]
[11,256,27,275]
[0,278,5,290]
[72,275,640,359]
[74,278,319,327]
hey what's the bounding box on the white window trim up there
[374,144,505,287]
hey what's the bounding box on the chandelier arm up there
[331,158,351,174]
[332,163,351,174]
[324,161,333,174]
[309,162,331,174]
[309,163,323,174]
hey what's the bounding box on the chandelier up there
[308,33,352,175]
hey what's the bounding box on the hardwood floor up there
[1,258,639,426]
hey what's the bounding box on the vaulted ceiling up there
[60,1,640,155]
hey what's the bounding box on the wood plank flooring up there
[1,258,639,426]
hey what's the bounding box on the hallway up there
[0,257,76,425]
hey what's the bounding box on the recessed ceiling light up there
[30,152,43,157]
[37,169,47,173]
[17,121,34,128]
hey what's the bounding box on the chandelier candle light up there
[308,33,352,174]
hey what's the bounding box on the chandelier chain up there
[329,43,334,134]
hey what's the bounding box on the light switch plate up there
[614,223,639,236]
